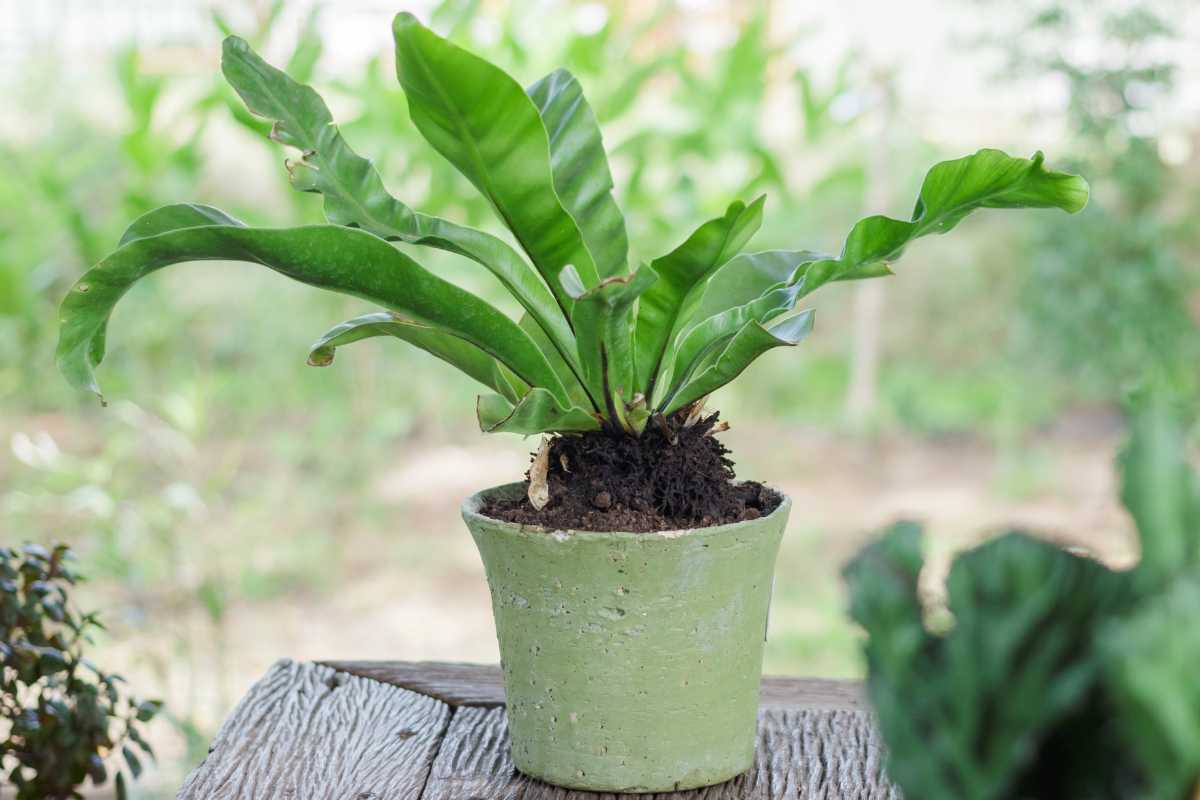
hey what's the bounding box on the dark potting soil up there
[481,411,781,533]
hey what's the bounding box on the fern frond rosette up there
[56,13,1090,436]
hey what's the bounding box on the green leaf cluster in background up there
[55,12,1089,437]
[845,391,1200,800]
[1,544,161,800]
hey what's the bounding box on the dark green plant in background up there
[56,13,1089,437]
[1,544,161,800]
[845,391,1200,799]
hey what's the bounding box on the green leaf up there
[657,150,1086,405]
[633,197,765,394]
[115,772,128,800]
[87,754,107,785]
[684,248,888,334]
[308,312,528,404]
[57,217,567,404]
[128,724,156,758]
[477,388,600,435]
[662,310,813,415]
[843,521,927,641]
[659,280,804,406]
[804,149,1088,283]
[686,250,822,322]
[220,36,580,382]
[36,646,69,672]
[561,264,657,428]
[846,528,1135,800]
[134,699,163,723]
[518,312,594,410]
[1118,394,1200,590]
[118,203,242,246]
[527,68,628,279]
[691,152,1084,335]
[843,522,956,799]
[392,13,599,311]
[1102,576,1200,800]
[122,745,142,779]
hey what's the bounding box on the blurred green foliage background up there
[1,0,1197,793]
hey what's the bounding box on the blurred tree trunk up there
[844,72,896,429]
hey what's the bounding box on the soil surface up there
[481,411,782,532]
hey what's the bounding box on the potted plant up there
[56,13,1088,792]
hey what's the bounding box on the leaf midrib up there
[402,37,612,414]
[404,44,564,307]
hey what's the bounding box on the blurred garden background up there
[2,0,1199,793]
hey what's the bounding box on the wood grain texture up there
[180,661,894,798]
[176,659,450,799]
[420,705,898,799]
[322,661,867,712]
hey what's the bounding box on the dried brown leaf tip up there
[528,436,552,510]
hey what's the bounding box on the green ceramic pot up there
[462,482,790,793]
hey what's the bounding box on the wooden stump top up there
[177,660,898,799]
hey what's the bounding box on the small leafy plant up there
[845,395,1200,800]
[56,13,1089,437]
[1,543,161,800]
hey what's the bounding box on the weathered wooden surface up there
[323,660,870,711]
[178,661,897,799]
[419,704,896,800]
[326,660,509,707]
[177,660,449,799]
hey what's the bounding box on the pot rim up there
[462,481,791,542]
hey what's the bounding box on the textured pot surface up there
[462,483,790,793]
